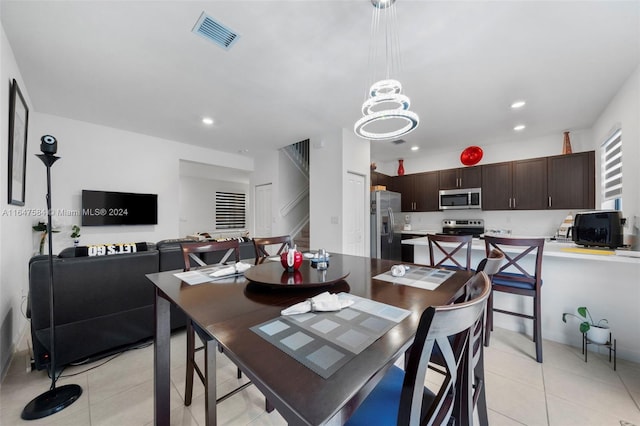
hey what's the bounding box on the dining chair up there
[427,250,504,426]
[483,236,545,362]
[252,235,293,265]
[180,241,254,409]
[346,271,491,426]
[427,233,473,271]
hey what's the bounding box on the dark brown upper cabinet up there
[438,166,481,190]
[482,158,547,210]
[390,171,439,212]
[547,151,595,209]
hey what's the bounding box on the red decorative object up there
[460,146,483,166]
[280,247,303,272]
[397,159,405,176]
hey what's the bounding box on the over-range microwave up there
[439,188,482,210]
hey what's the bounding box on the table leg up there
[154,289,171,426]
[204,337,217,426]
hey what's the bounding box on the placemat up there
[374,266,455,290]
[251,294,410,378]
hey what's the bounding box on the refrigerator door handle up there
[388,207,395,244]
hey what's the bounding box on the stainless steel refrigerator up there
[370,190,402,261]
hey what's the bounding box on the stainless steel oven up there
[439,188,481,210]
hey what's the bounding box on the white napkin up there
[210,262,252,278]
[281,292,354,315]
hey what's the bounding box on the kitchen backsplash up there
[405,209,574,238]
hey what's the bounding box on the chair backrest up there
[252,235,293,265]
[483,236,544,287]
[427,234,473,271]
[475,248,505,277]
[399,272,491,425]
[180,240,240,271]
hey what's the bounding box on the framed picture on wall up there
[8,78,29,206]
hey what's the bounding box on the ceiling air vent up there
[192,12,240,50]
[391,139,406,145]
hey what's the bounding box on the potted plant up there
[32,221,60,255]
[71,225,81,246]
[562,306,610,344]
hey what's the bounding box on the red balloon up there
[460,146,483,166]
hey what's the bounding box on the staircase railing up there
[282,139,309,177]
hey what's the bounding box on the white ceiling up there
[2,1,638,164]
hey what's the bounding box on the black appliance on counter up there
[440,219,485,237]
[571,210,625,248]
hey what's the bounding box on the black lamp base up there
[21,384,82,420]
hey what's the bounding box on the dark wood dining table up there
[146,253,473,426]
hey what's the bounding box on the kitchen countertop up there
[402,236,640,264]
[400,229,437,235]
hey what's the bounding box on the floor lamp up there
[22,135,82,420]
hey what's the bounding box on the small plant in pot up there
[70,225,81,246]
[562,306,610,344]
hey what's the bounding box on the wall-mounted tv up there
[81,190,158,226]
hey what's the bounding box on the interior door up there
[254,183,272,237]
[345,172,366,256]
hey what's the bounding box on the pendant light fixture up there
[354,0,419,141]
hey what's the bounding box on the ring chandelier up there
[354,0,419,141]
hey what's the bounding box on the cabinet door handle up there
[513,198,516,208]
[508,198,512,208]
[548,196,552,207]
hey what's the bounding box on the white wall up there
[341,129,371,255]
[0,24,33,378]
[309,129,344,253]
[29,113,253,252]
[591,65,640,240]
[178,175,249,236]
[309,129,370,255]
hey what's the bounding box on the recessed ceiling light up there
[514,124,526,131]
[511,100,526,109]
[411,146,419,151]
[202,117,214,125]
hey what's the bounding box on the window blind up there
[215,191,246,229]
[601,129,622,201]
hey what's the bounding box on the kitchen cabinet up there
[391,171,439,212]
[439,166,481,190]
[547,151,595,209]
[370,171,391,189]
[482,158,547,210]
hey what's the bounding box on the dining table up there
[146,253,474,426]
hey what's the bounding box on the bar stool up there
[252,235,293,265]
[427,233,473,270]
[483,236,545,363]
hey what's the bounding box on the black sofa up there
[28,238,256,371]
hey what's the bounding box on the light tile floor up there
[1,327,639,425]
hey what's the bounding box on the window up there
[601,129,622,210]
[215,191,246,229]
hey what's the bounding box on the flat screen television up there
[81,190,158,226]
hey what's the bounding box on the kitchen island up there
[403,236,640,363]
